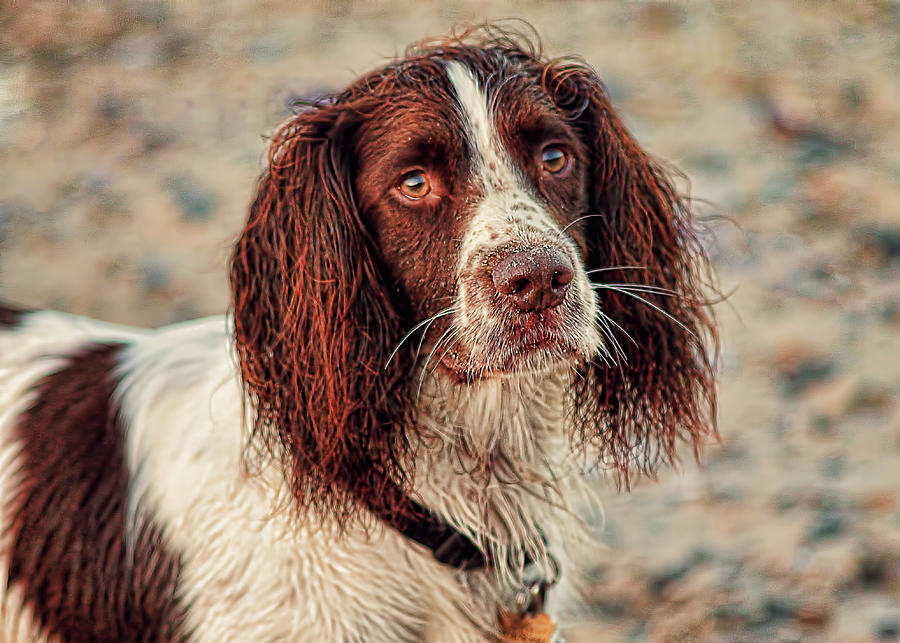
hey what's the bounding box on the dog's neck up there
[411,366,589,582]
[416,367,572,461]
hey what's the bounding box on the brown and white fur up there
[0,29,717,642]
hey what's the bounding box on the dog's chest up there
[0,317,579,643]
[159,374,575,642]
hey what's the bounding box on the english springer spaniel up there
[0,28,717,642]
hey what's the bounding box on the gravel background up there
[2,2,899,640]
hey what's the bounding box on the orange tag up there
[498,611,555,643]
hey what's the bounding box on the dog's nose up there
[492,247,573,312]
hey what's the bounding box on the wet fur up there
[1,26,717,642]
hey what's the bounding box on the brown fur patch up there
[4,343,187,642]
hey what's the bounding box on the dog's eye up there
[541,146,568,174]
[398,171,431,199]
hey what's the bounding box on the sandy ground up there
[1,1,899,640]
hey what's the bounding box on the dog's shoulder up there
[0,310,233,642]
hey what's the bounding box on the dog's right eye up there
[398,171,431,200]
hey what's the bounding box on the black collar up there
[384,495,556,616]
[397,498,490,570]
[394,498,541,572]
[362,481,538,571]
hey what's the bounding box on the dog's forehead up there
[371,53,546,124]
[443,60,533,196]
[445,62,499,159]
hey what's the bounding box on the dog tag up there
[498,610,555,643]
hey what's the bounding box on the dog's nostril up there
[492,247,574,312]
[552,270,573,288]
[509,278,529,295]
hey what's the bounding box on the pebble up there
[804,374,862,420]
[761,595,799,622]
[859,551,890,588]
[166,176,217,221]
[649,549,711,595]
[795,602,831,626]
[129,1,169,27]
[779,356,836,395]
[855,490,897,514]
[840,82,867,111]
[806,500,848,542]
[792,131,846,169]
[876,617,900,640]
[777,264,834,300]
[111,33,166,70]
[879,299,900,324]
[856,227,900,263]
[773,489,801,513]
[140,261,170,293]
[712,602,751,624]
[761,172,797,204]
[0,204,11,242]
[819,455,846,479]
[687,152,731,178]
[95,93,125,124]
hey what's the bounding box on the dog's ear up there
[543,62,718,481]
[230,101,415,524]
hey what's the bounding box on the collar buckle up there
[514,553,560,615]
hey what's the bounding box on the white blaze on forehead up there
[445,61,565,261]
[444,60,604,363]
[445,61,519,192]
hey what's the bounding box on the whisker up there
[592,310,622,361]
[590,283,678,297]
[384,306,457,368]
[595,286,698,339]
[585,266,648,275]
[570,364,587,383]
[594,310,627,363]
[590,341,614,368]
[434,330,463,372]
[421,326,454,374]
[416,326,458,399]
[413,313,451,363]
[596,309,638,349]
[559,213,606,234]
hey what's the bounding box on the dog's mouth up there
[500,308,575,349]
[424,306,596,381]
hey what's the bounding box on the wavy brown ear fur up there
[544,61,719,482]
[230,101,416,525]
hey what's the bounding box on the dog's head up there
[230,27,717,522]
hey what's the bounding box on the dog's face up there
[230,34,718,521]
[355,61,601,378]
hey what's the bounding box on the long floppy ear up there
[544,62,719,481]
[229,101,416,525]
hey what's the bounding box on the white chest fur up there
[1,314,590,642]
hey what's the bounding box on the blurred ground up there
[1,1,899,640]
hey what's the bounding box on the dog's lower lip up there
[505,314,565,343]
[512,311,554,328]
[513,329,561,349]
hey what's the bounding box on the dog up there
[0,27,717,642]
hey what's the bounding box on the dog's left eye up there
[398,171,431,199]
[541,146,568,174]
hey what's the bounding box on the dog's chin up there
[439,326,591,382]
